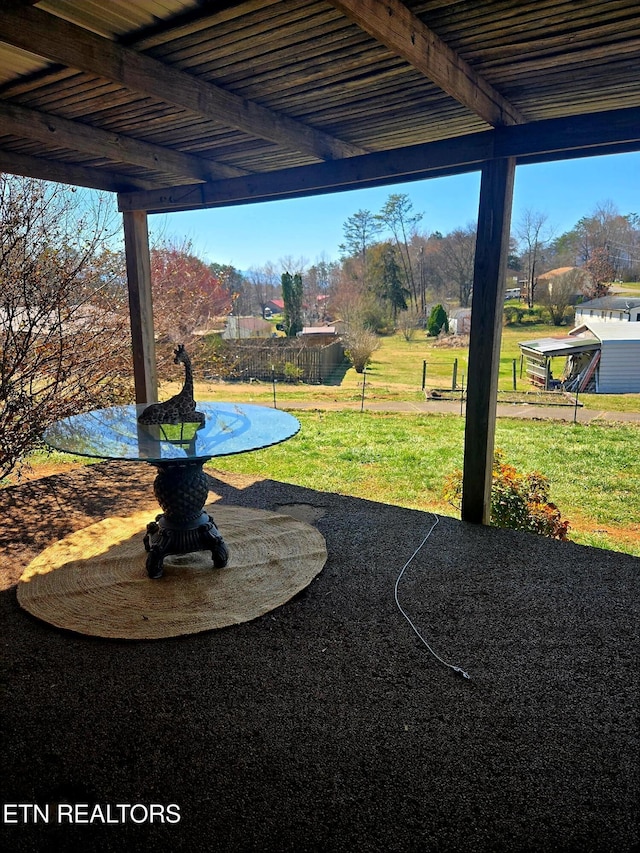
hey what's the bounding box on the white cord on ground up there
[394,514,471,679]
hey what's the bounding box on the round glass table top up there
[43,403,300,463]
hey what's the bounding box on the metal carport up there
[519,335,601,390]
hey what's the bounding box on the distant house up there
[298,325,338,345]
[264,298,285,315]
[222,316,272,339]
[574,296,640,323]
[299,325,337,335]
[537,267,589,303]
[539,266,581,280]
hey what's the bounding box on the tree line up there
[2,173,639,478]
[236,194,640,338]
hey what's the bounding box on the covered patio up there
[1,2,639,850]
[1,463,638,852]
[2,0,640,521]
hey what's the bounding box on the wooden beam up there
[461,157,516,525]
[123,210,158,404]
[517,140,640,167]
[493,108,640,159]
[0,7,367,162]
[329,0,525,127]
[2,0,39,9]
[0,148,157,192]
[117,106,640,213]
[0,101,246,182]
[119,133,494,212]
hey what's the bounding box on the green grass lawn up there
[179,324,640,412]
[18,407,639,557]
[169,325,543,403]
[12,318,640,558]
[617,281,640,295]
[208,410,640,558]
[363,323,549,393]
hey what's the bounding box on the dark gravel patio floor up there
[1,462,638,853]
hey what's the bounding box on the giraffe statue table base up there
[143,460,229,579]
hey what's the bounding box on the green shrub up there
[443,449,570,539]
[522,306,544,323]
[283,362,303,383]
[427,304,449,337]
[361,302,395,335]
[503,305,524,325]
[503,305,545,326]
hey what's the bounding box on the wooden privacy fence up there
[211,338,346,384]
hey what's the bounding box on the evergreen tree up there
[375,244,409,319]
[427,303,449,337]
[281,271,303,336]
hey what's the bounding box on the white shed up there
[570,321,640,393]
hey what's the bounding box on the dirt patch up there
[431,333,470,348]
[274,502,327,524]
[3,460,85,486]
[566,511,640,555]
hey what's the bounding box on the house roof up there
[519,335,600,359]
[571,320,640,342]
[300,325,337,335]
[226,316,271,331]
[0,2,639,210]
[575,296,640,310]
[538,267,586,279]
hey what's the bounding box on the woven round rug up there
[17,505,327,640]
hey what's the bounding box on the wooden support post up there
[461,157,516,524]
[122,209,157,403]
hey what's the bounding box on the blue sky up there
[152,151,640,271]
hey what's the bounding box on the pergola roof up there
[1,0,640,210]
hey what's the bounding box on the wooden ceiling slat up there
[0,134,191,184]
[471,22,640,65]
[117,106,640,213]
[443,40,637,75]
[127,0,288,52]
[193,33,383,91]
[0,100,248,181]
[0,147,159,191]
[158,23,376,92]
[37,0,198,38]
[144,5,344,66]
[0,1,637,195]
[0,5,367,161]
[410,0,637,43]
[328,0,524,126]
